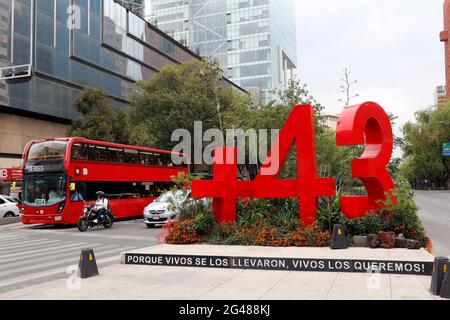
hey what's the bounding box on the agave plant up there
[316,169,360,232]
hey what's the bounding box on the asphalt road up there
[0,219,160,294]
[415,191,450,258]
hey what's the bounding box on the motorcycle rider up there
[93,191,109,224]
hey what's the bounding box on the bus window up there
[89,145,108,162]
[72,143,89,160]
[150,182,174,196]
[23,175,67,207]
[81,181,154,201]
[108,147,124,163]
[124,149,140,164]
[140,152,151,165]
[162,154,172,166]
[69,182,87,202]
[159,154,166,166]
[28,141,68,161]
[151,153,162,165]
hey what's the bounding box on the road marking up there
[20,228,155,241]
[0,242,98,263]
[0,236,28,242]
[0,223,25,230]
[0,239,60,251]
[0,247,133,277]
[0,239,62,252]
[0,245,119,269]
[0,255,125,290]
[0,237,55,247]
[0,233,23,237]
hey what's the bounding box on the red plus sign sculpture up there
[191,147,253,223]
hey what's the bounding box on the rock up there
[352,236,368,247]
[395,237,407,248]
[406,239,420,250]
[367,234,380,248]
[379,231,396,249]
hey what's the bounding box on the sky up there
[295,0,445,140]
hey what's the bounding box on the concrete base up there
[0,245,444,300]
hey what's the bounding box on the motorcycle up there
[77,205,115,232]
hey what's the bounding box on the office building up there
[0,0,244,168]
[321,114,339,131]
[150,0,297,105]
[440,0,450,100]
[434,85,447,105]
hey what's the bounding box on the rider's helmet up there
[96,191,106,198]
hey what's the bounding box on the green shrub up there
[345,210,391,235]
[193,209,215,236]
[317,196,345,232]
[341,177,427,246]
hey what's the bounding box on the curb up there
[0,216,21,226]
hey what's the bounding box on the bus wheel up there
[77,217,89,232]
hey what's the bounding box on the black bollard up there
[330,224,348,250]
[430,257,449,295]
[79,248,99,279]
[440,262,450,299]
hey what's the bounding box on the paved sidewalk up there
[0,245,444,300]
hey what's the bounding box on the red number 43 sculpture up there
[192,102,395,226]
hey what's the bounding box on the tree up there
[128,59,252,163]
[68,88,130,144]
[401,103,450,189]
[273,79,325,122]
[338,67,359,107]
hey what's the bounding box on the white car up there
[143,190,210,228]
[0,195,20,218]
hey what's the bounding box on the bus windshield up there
[28,141,68,161]
[23,175,67,207]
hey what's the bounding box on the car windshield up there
[155,191,187,204]
[23,175,67,207]
[28,141,68,161]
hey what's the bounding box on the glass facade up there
[150,0,297,105]
[0,0,242,122]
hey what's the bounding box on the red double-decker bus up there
[21,138,188,225]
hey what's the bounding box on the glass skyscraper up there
[0,0,244,168]
[149,0,297,105]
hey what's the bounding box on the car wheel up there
[146,224,155,229]
[4,212,15,218]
